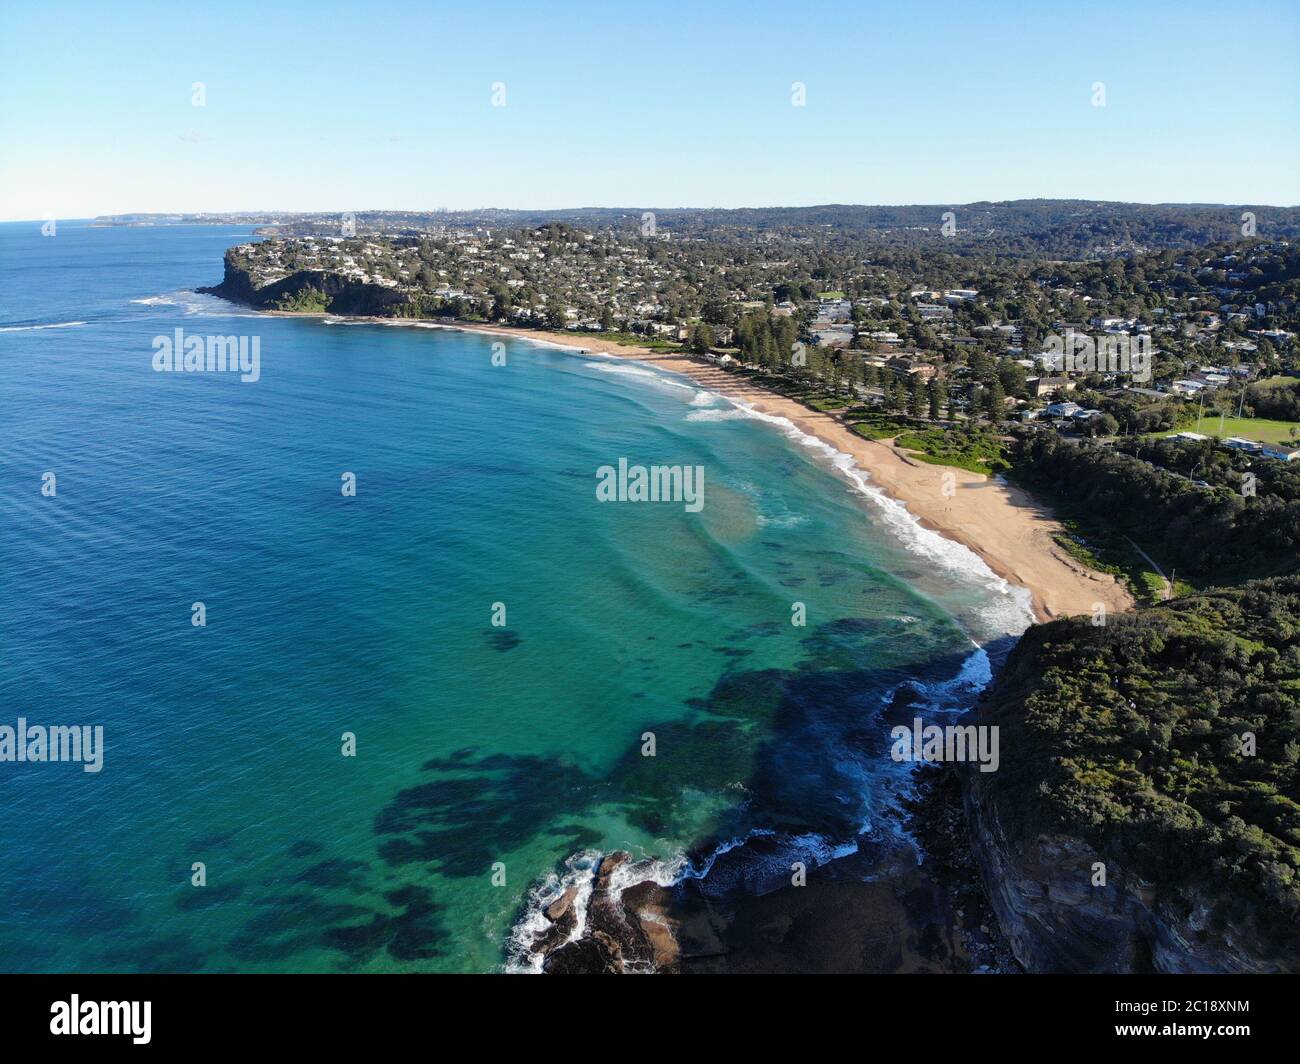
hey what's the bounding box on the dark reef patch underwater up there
[0,221,1030,972]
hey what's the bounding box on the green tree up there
[892,378,908,413]
[909,374,925,417]
[544,301,567,330]
[691,323,715,354]
[984,378,1006,421]
[928,376,946,420]
[998,358,1029,398]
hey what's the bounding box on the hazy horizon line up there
[6,197,1299,225]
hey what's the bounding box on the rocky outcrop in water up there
[526,768,1015,975]
[535,853,684,974]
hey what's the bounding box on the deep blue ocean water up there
[0,221,1030,971]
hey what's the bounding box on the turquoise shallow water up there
[0,222,1030,972]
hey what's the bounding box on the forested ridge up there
[981,430,1300,957]
[1013,434,1300,585]
[979,577,1300,950]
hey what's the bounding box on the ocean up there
[0,221,1032,972]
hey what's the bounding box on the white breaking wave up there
[130,290,260,317]
[755,512,808,529]
[334,319,590,354]
[588,360,697,392]
[500,355,1035,970]
[504,831,775,974]
[324,319,450,331]
[565,349,1035,637]
[505,849,602,974]
[0,321,86,332]
[580,355,726,410]
[574,352,1036,638]
[885,642,993,714]
[690,394,1036,636]
[504,638,1001,972]
[683,406,751,422]
[495,333,578,352]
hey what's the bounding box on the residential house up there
[1224,437,1263,454]
[1027,376,1078,398]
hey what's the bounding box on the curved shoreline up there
[243,303,1067,973]
[320,314,1133,624]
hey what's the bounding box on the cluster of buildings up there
[228,226,710,335]
[226,230,1298,447]
[1171,431,1300,462]
[1021,400,1106,427]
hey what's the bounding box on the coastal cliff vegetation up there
[976,576,1300,960]
[1012,434,1300,586]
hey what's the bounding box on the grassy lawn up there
[571,329,683,351]
[816,291,846,300]
[895,426,1009,474]
[848,413,915,441]
[845,415,1010,474]
[1161,416,1299,446]
[1250,375,1300,391]
[902,449,1003,475]
[807,395,854,412]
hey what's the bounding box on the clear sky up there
[2,0,1297,220]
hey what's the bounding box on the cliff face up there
[199,255,408,316]
[965,774,1290,973]
[964,579,1300,974]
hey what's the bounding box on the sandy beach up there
[465,322,1134,622]
[321,314,1133,623]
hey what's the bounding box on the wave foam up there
[881,643,992,715]
[505,640,1000,972]
[712,396,1035,636]
[505,850,602,973]
[0,321,86,332]
[588,360,698,393]
[683,406,750,422]
[130,290,260,317]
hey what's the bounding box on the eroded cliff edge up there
[965,576,1300,973]
[199,252,408,316]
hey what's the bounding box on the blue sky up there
[2,0,1297,220]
